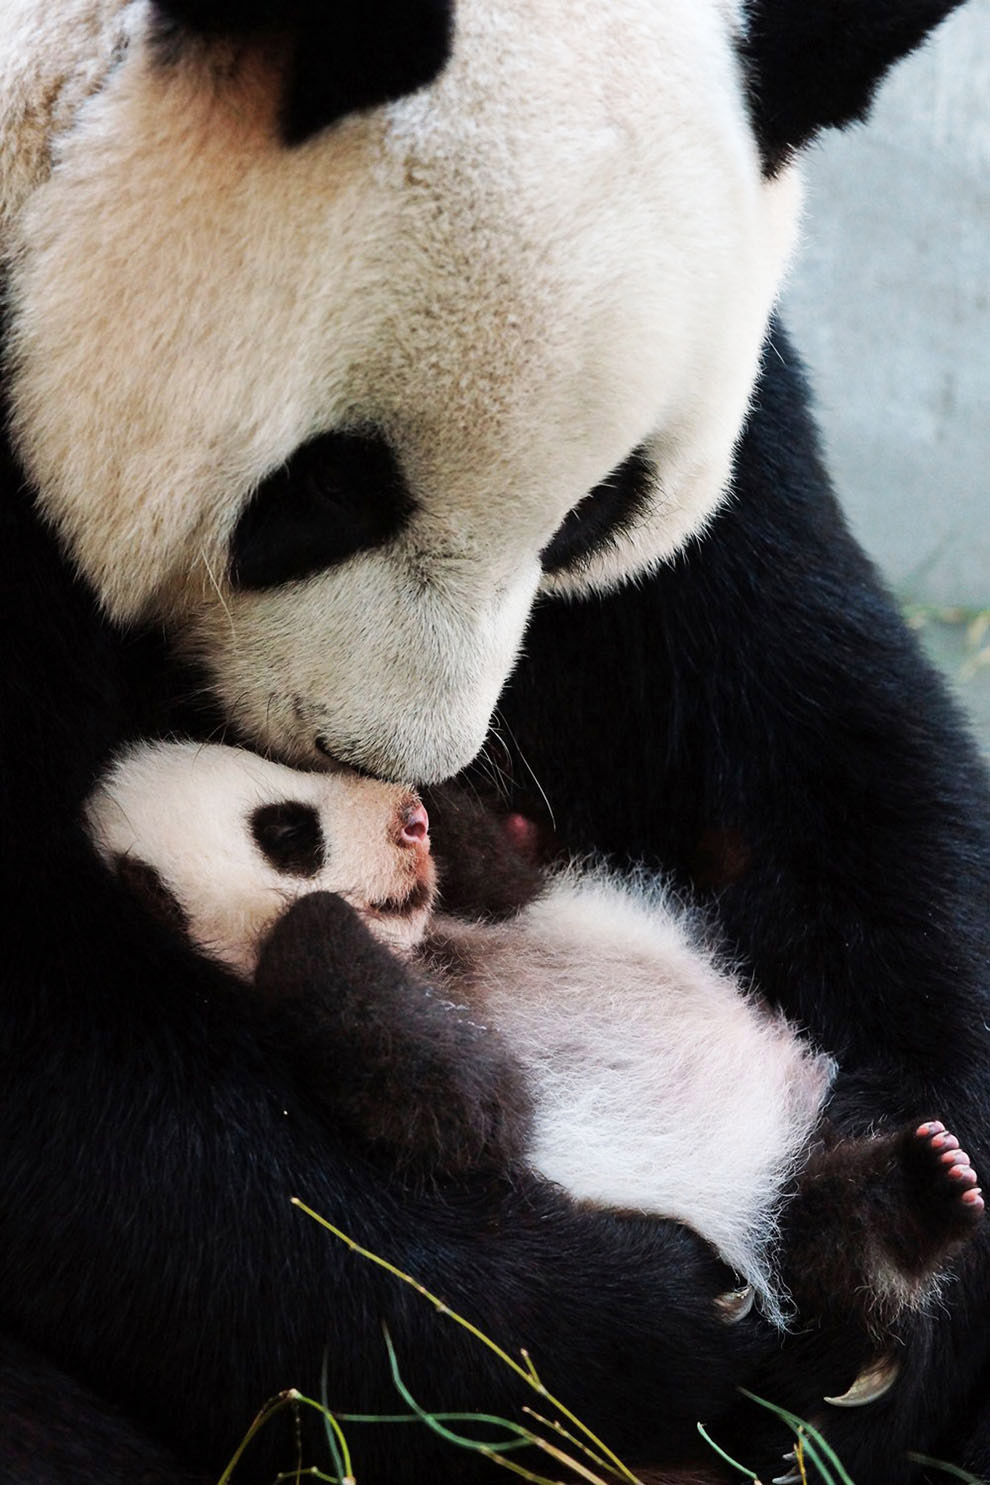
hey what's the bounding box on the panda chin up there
[357,897,434,957]
[348,865,438,957]
[368,878,436,920]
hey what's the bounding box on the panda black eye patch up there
[231,429,415,590]
[251,801,326,877]
[540,446,655,574]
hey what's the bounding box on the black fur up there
[783,1122,983,1336]
[231,429,415,590]
[251,800,326,877]
[423,783,547,920]
[740,0,966,174]
[0,1333,211,1485]
[152,0,453,144]
[115,854,192,933]
[254,890,533,1173]
[541,446,656,576]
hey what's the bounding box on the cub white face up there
[3,0,800,782]
[84,742,436,977]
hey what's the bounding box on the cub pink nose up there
[397,801,429,846]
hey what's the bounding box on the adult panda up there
[0,2,987,1484]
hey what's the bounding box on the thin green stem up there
[291,1199,641,1484]
[738,1391,854,1485]
[695,1422,759,1480]
[319,1351,352,1481]
[522,1407,622,1478]
[217,1391,301,1485]
[906,1454,985,1484]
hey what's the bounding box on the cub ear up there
[114,854,190,936]
[152,0,453,144]
[741,0,964,174]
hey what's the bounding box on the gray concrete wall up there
[779,0,989,747]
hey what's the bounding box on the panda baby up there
[85,741,984,1355]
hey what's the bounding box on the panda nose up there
[397,801,429,846]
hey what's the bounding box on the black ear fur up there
[114,854,191,936]
[741,0,965,174]
[152,0,453,144]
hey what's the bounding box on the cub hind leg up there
[786,1118,983,1343]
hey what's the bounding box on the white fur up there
[85,742,833,1322]
[437,872,833,1324]
[4,0,801,781]
[0,0,129,236]
[84,741,435,974]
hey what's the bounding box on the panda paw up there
[902,1120,984,1238]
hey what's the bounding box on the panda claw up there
[714,1282,755,1323]
[824,1354,900,1407]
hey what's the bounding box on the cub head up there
[2,0,962,781]
[84,741,436,977]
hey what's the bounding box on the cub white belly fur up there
[428,874,833,1323]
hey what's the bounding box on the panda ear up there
[114,855,190,937]
[152,0,453,144]
[740,0,964,174]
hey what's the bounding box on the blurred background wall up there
[780,0,989,751]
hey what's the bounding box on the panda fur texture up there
[4,0,803,783]
[85,738,838,1325]
[87,739,987,1392]
[1,0,986,1482]
[84,740,440,974]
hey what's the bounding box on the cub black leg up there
[254,891,532,1174]
[785,1119,984,1336]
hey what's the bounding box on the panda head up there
[84,741,437,977]
[2,0,961,783]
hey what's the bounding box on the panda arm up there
[423,782,548,921]
[1,854,766,1484]
[253,889,532,1173]
[494,322,990,1479]
[0,1333,209,1485]
[0,469,772,1482]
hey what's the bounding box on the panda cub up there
[85,741,984,1353]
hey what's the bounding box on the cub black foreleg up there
[254,891,531,1173]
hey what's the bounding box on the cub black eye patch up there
[250,800,326,876]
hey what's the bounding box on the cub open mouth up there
[368,878,435,919]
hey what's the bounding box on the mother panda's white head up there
[0,0,961,782]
